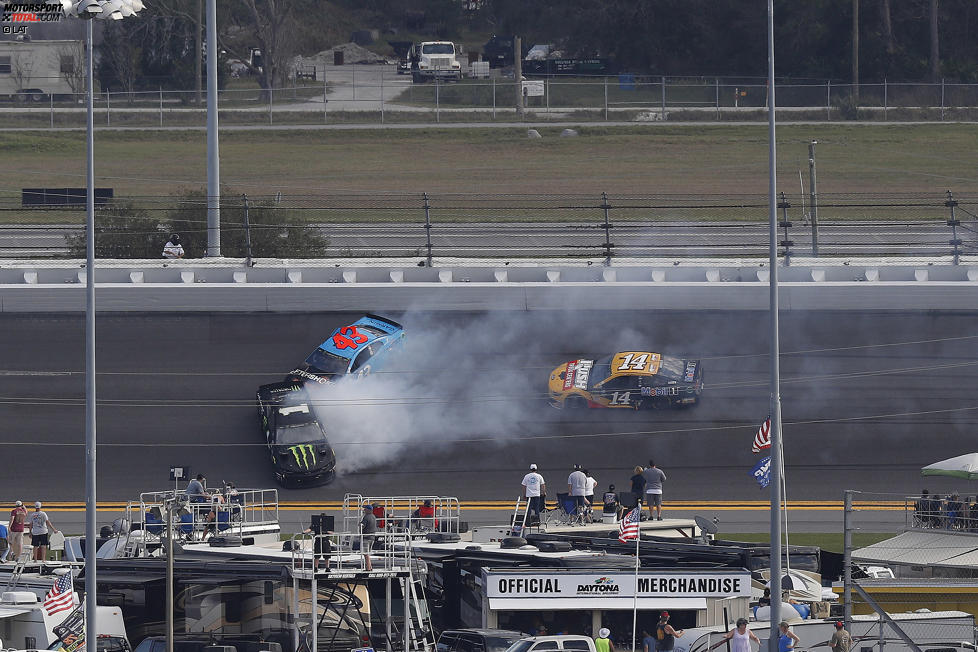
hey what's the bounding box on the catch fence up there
[4,67,978,127]
[1,191,976,262]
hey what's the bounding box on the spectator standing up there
[655,611,684,652]
[0,522,7,562]
[8,500,28,561]
[641,630,655,652]
[29,502,59,561]
[359,504,378,570]
[302,513,333,569]
[710,618,759,652]
[630,466,647,505]
[567,464,590,523]
[594,627,615,652]
[584,469,598,501]
[521,464,546,524]
[642,459,668,520]
[778,622,800,652]
[163,234,185,259]
[829,622,853,652]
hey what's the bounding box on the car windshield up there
[657,355,687,381]
[588,355,614,389]
[503,641,533,652]
[423,44,454,54]
[486,637,524,652]
[304,348,350,374]
[275,422,324,445]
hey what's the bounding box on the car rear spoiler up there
[258,381,307,402]
[361,313,403,334]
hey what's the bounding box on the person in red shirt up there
[8,500,28,561]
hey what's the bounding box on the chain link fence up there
[1,191,977,261]
[4,67,978,127]
[841,490,978,635]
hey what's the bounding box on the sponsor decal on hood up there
[288,444,318,469]
[290,369,333,385]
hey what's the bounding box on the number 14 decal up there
[611,391,631,405]
[618,353,655,371]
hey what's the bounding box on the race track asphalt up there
[2,309,976,524]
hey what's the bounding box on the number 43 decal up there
[332,326,368,350]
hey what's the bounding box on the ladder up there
[4,551,31,592]
[509,496,531,537]
[405,566,435,652]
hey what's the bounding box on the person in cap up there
[710,618,759,652]
[655,611,685,652]
[29,501,59,561]
[829,622,852,652]
[567,464,590,523]
[521,463,546,524]
[358,504,378,570]
[7,500,28,561]
[594,627,615,652]
[163,234,185,259]
[778,622,800,652]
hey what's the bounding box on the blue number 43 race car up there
[286,314,405,386]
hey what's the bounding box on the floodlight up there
[72,0,103,18]
[95,0,123,19]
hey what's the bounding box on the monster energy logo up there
[289,445,317,469]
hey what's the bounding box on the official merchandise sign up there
[485,572,752,599]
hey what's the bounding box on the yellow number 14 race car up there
[548,351,703,410]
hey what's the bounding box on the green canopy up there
[921,453,978,480]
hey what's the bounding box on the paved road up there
[2,310,976,521]
[1,220,968,259]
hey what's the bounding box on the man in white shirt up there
[163,234,185,259]
[567,464,590,522]
[521,464,546,523]
[29,501,59,561]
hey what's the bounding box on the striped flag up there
[752,416,772,453]
[43,570,75,616]
[618,506,641,543]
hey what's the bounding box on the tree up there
[57,43,86,94]
[66,202,170,259]
[223,0,302,97]
[166,190,329,259]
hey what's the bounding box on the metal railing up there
[290,530,415,574]
[906,494,978,533]
[3,191,977,263]
[341,494,462,537]
[126,486,280,546]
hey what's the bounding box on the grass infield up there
[0,123,972,221]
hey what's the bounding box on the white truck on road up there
[410,41,462,83]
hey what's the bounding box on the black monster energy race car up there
[256,382,336,487]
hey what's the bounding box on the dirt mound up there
[300,42,389,66]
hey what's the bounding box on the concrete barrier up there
[2,259,978,312]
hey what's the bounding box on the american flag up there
[43,570,75,616]
[618,506,641,543]
[751,416,771,453]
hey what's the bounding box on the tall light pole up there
[206,0,220,256]
[766,0,784,650]
[61,6,145,652]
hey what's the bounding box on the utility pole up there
[206,0,221,256]
[195,0,202,105]
[514,36,523,117]
[852,0,859,103]
[808,140,818,256]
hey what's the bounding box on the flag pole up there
[632,516,641,652]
